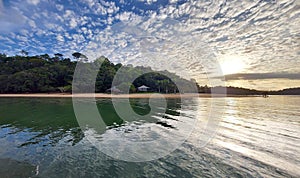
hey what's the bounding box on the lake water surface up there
[0,96,299,177]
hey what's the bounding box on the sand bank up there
[0,93,254,98]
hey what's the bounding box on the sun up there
[219,55,246,75]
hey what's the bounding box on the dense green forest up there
[0,53,197,94]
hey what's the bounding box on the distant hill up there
[198,86,264,95]
[271,88,300,95]
[198,86,300,95]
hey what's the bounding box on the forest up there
[0,52,197,94]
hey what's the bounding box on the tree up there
[20,50,28,56]
[54,53,64,61]
[0,53,7,63]
[39,54,50,61]
[72,52,88,62]
[0,53,6,59]
[72,52,82,60]
[79,54,88,62]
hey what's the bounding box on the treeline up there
[269,88,300,95]
[2,52,298,95]
[199,86,300,95]
[0,53,197,94]
[199,86,265,95]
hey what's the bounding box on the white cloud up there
[35,29,44,36]
[138,0,157,5]
[16,35,29,42]
[54,13,64,22]
[82,0,96,8]
[63,10,74,18]
[27,0,40,6]
[28,19,37,28]
[0,36,15,44]
[20,29,29,36]
[81,27,88,34]
[56,34,64,42]
[72,34,85,43]
[69,18,78,28]
[169,0,178,4]
[0,0,26,33]
[0,0,299,89]
[87,0,299,88]
[117,12,132,21]
[79,16,89,26]
[44,23,56,30]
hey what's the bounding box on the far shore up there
[0,93,260,98]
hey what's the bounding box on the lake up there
[0,96,299,177]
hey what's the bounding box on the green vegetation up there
[0,53,197,93]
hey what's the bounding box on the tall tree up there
[79,54,88,62]
[39,54,50,61]
[54,53,64,60]
[20,50,28,56]
[72,52,82,60]
[72,52,88,62]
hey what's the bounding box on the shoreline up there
[0,93,259,98]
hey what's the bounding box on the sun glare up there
[219,55,246,75]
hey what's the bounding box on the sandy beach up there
[0,93,255,98]
[0,93,200,98]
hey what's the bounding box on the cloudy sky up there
[0,0,299,90]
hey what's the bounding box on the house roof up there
[106,86,121,92]
[138,85,150,89]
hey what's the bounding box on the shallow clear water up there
[0,96,299,177]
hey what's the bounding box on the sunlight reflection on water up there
[0,96,299,177]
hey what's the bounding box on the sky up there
[0,0,299,90]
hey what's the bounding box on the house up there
[137,85,150,92]
[106,86,122,93]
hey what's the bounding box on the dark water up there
[0,96,299,177]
